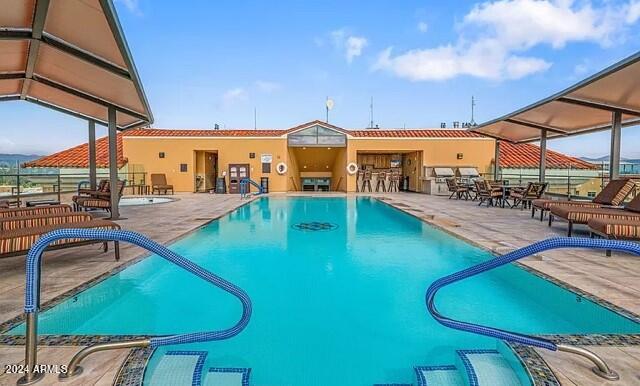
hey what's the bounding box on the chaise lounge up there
[549,194,640,237]
[151,174,174,195]
[531,178,635,221]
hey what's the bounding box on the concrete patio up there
[0,192,639,385]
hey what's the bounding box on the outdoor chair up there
[549,193,640,237]
[151,174,174,195]
[75,180,126,214]
[375,171,387,192]
[361,170,372,192]
[72,179,109,209]
[474,180,502,207]
[388,171,400,192]
[511,182,547,210]
[446,178,470,200]
[532,178,635,222]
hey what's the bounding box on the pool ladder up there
[239,178,264,199]
[17,228,252,385]
[426,237,640,382]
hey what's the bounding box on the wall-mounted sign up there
[261,154,273,163]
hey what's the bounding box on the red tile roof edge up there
[23,135,126,169]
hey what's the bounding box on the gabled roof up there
[499,141,596,170]
[23,134,125,169]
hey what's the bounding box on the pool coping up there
[0,194,637,386]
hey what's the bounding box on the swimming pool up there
[10,197,640,385]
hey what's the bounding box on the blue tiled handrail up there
[426,237,640,351]
[239,178,264,198]
[24,228,252,347]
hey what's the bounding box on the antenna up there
[470,96,477,126]
[369,96,374,129]
[254,107,257,130]
[325,97,334,123]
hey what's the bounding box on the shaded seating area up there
[532,178,635,221]
[0,205,120,259]
[151,174,174,195]
[549,194,640,236]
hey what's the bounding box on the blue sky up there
[1,0,640,158]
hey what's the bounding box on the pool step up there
[148,351,207,386]
[203,367,251,386]
[410,348,525,386]
[415,365,464,386]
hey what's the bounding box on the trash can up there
[260,177,269,193]
[402,176,409,191]
[215,177,227,193]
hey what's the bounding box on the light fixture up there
[302,147,307,150]
[327,147,332,150]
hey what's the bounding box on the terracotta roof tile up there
[23,135,126,169]
[348,129,483,138]
[499,141,596,170]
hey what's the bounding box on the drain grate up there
[292,222,338,232]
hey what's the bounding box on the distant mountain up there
[0,153,41,168]
[581,156,640,164]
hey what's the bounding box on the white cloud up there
[222,87,248,106]
[374,0,639,82]
[255,80,282,93]
[116,0,142,15]
[417,21,428,33]
[330,29,368,63]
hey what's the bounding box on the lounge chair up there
[0,217,120,259]
[549,194,640,237]
[75,180,126,214]
[72,179,109,208]
[532,178,635,221]
[0,204,72,219]
[151,174,174,195]
[446,178,470,200]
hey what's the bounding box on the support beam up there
[107,107,120,219]
[539,129,547,183]
[88,120,97,190]
[494,140,501,180]
[504,118,568,134]
[21,0,50,99]
[558,97,640,117]
[610,111,622,180]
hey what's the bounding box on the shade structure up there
[0,0,153,129]
[471,50,640,143]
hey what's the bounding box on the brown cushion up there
[593,179,634,205]
[626,194,640,213]
[0,204,72,219]
[532,199,601,210]
[551,205,640,224]
[0,212,92,231]
[76,197,110,209]
[589,218,640,239]
[0,220,120,255]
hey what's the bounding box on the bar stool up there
[375,171,387,192]
[388,171,399,192]
[361,170,372,192]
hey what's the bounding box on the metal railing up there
[239,178,264,199]
[0,171,148,206]
[425,237,640,381]
[18,228,252,385]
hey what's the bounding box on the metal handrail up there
[17,228,252,385]
[426,237,640,381]
[239,178,264,198]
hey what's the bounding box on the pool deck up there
[0,192,639,385]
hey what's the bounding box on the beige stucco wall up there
[123,135,495,193]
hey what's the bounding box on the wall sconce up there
[249,153,256,159]
[457,153,464,160]
[159,152,165,158]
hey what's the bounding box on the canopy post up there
[539,129,547,183]
[88,120,97,190]
[609,111,622,181]
[494,140,501,180]
[107,107,120,219]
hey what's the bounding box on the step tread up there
[204,367,251,386]
[457,349,522,386]
[148,351,207,386]
[414,365,464,386]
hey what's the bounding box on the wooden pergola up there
[0,0,153,219]
[471,50,640,182]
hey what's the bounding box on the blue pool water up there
[11,197,640,385]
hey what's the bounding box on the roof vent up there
[214,123,220,130]
[453,121,460,128]
[440,122,446,128]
